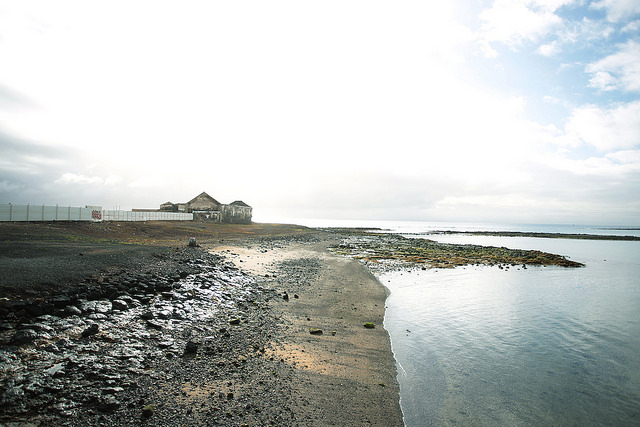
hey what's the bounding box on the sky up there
[0,0,639,225]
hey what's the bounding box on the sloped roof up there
[230,200,251,207]
[187,192,221,206]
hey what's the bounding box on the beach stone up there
[184,341,198,354]
[156,310,172,319]
[141,404,154,418]
[51,295,72,308]
[111,299,129,311]
[12,329,39,344]
[146,320,164,330]
[64,305,82,316]
[140,311,155,320]
[81,324,100,338]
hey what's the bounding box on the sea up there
[289,219,640,426]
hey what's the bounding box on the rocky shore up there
[327,229,585,271]
[0,222,403,426]
[1,248,297,425]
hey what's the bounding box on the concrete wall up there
[0,204,193,222]
[0,204,99,222]
[102,210,193,221]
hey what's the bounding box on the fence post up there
[9,203,12,221]
[42,204,45,221]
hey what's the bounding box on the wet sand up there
[215,240,403,425]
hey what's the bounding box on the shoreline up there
[1,221,592,425]
[425,230,640,241]
[0,222,403,425]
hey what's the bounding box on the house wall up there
[220,204,252,224]
[192,211,221,222]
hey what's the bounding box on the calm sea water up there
[290,219,640,426]
[382,228,640,426]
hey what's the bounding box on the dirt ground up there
[0,221,313,296]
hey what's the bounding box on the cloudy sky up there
[0,1,638,225]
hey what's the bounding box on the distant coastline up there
[423,230,640,241]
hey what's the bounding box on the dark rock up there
[98,395,120,412]
[309,328,323,335]
[51,295,72,308]
[64,305,82,317]
[81,324,100,338]
[25,304,45,317]
[141,404,154,418]
[184,341,198,354]
[12,329,39,344]
[146,319,164,330]
[111,299,129,311]
[140,311,155,320]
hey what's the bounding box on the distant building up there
[152,192,252,224]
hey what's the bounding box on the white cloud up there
[621,19,640,32]
[55,173,104,185]
[606,149,640,165]
[586,40,640,92]
[541,147,640,183]
[538,40,561,56]
[557,17,615,45]
[477,0,570,54]
[591,0,640,22]
[562,101,640,151]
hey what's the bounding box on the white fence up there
[0,204,193,222]
[102,210,193,221]
[0,204,99,222]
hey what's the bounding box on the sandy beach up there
[216,240,403,425]
[0,221,403,425]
